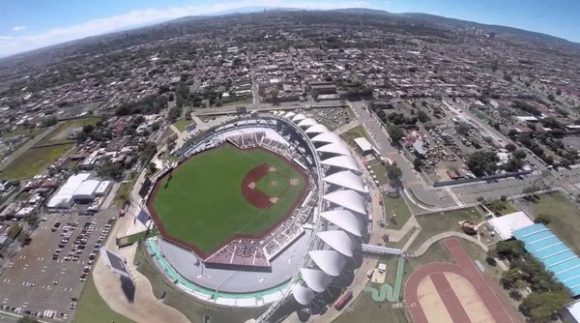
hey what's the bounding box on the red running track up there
[404,237,522,323]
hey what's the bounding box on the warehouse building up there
[46,173,111,209]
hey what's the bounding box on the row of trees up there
[490,240,571,322]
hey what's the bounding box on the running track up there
[404,238,522,323]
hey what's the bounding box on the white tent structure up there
[316,143,351,156]
[320,210,364,237]
[297,118,317,128]
[305,124,329,135]
[285,112,296,119]
[321,155,361,173]
[291,284,315,305]
[309,250,346,277]
[323,171,368,193]
[317,231,355,257]
[300,268,333,293]
[323,190,367,215]
[311,132,341,145]
[292,113,307,123]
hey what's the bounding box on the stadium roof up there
[323,190,367,215]
[292,113,306,123]
[291,284,315,305]
[305,124,329,135]
[300,268,333,292]
[297,118,317,128]
[320,209,364,237]
[309,250,346,276]
[311,132,341,145]
[513,224,580,297]
[323,170,368,193]
[317,143,351,156]
[284,112,296,119]
[321,155,361,173]
[487,211,534,241]
[317,230,355,257]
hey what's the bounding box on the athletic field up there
[149,144,307,255]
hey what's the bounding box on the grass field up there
[150,144,306,253]
[527,192,580,253]
[41,117,101,144]
[74,276,134,323]
[172,118,192,132]
[410,207,483,250]
[383,194,412,230]
[1,143,73,179]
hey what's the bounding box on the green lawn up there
[485,199,517,216]
[383,194,412,229]
[1,143,73,179]
[151,144,306,253]
[172,118,192,132]
[74,276,134,323]
[410,207,483,250]
[369,162,389,185]
[528,192,580,253]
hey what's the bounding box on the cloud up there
[11,26,27,32]
[0,0,375,57]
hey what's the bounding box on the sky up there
[0,0,579,57]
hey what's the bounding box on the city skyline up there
[1,0,579,58]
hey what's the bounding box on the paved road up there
[348,101,456,208]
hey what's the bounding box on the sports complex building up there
[137,112,371,315]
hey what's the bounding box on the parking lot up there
[0,209,116,321]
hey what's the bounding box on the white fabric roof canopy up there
[323,190,367,215]
[300,268,333,293]
[317,230,355,257]
[292,113,306,123]
[317,143,351,156]
[311,132,341,145]
[305,124,329,135]
[291,284,315,305]
[297,118,317,128]
[309,250,346,276]
[321,155,361,173]
[323,170,368,193]
[320,209,364,237]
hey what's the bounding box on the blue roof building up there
[513,223,580,297]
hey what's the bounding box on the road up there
[348,101,456,208]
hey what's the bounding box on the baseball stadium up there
[137,112,371,317]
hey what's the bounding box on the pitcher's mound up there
[289,178,299,186]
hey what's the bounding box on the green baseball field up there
[149,144,307,255]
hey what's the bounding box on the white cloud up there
[11,26,27,32]
[0,0,375,57]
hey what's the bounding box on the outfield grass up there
[172,118,192,132]
[74,276,134,323]
[528,192,580,253]
[1,143,73,179]
[383,194,412,230]
[151,144,306,253]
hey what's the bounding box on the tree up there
[519,291,570,323]
[387,125,404,144]
[387,166,403,183]
[495,240,525,260]
[534,213,551,225]
[505,143,517,152]
[413,157,423,171]
[466,151,499,176]
[501,268,522,289]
